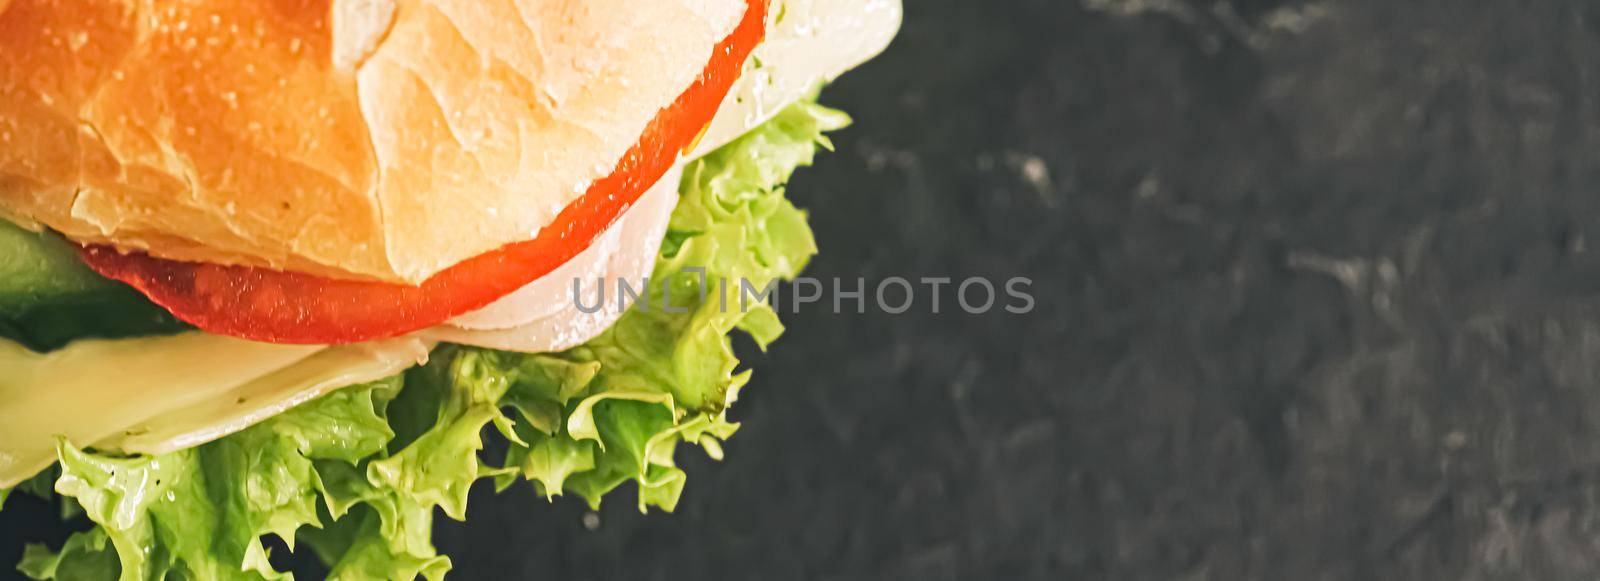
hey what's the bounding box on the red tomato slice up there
[81,0,769,345]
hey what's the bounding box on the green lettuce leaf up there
[11,99,843,580]
[0,466,55,512]
[21,376,406,581]
[17,528,119,581]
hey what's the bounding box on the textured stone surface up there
[10,0,1600,579]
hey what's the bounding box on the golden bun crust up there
[0,0,743,283]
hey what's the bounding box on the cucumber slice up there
[0,220,185,351]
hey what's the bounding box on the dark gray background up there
[10,0,1600,579]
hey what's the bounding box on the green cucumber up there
[0,220,185,351]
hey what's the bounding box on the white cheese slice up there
[0,335,427,488]
[693,0,903,158]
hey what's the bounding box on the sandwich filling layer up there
[5,98,850,580]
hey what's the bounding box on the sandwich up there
[0,0,900,578]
